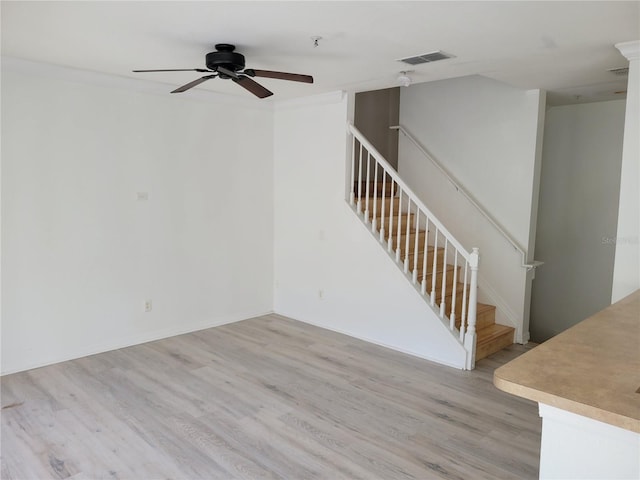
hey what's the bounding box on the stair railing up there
[347,123,478,369]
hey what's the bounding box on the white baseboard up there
[273,310,466,370]
[1,309,274,376]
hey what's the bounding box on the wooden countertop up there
[494,290,640,433]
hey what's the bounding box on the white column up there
[464,248,479,369]
[612,40,640,302]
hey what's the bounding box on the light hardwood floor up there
[1,315,541,479]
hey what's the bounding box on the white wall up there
[531,100,625,342]
[273,93,467,368]
[397,76,545,341]
[612,41,640,302]
[1,66,274,374]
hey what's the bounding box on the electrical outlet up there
[144,300,152,312]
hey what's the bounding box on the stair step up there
[432,284,489,322]
[403,249,456,292]
[392,231,427,254]
[354,181,395,197]
[431,278,466,301]
[427,293,496,333]
[408,263,459,290]
[475,324,515,361]
[423,282,467,315]
[407,246,446,266]
[360,197,401,215]
[455,303,496,331]
[371,213,416,233]
[361,210,416,233]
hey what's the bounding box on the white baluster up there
[350,135,356,206]
[464,248,479,370]
[403,200,411,273]
[412,212,420,284]
[371,161,379,232]
[357,143,363,214]
[450,251,458,331]
[364,153,371,224]
[395,192,403,263]
[421,217,429,295]
[430,230,438,306]
[440,240,448,318]
[379,172,387,242]
[387,182,395,252]
[460,261,468,342]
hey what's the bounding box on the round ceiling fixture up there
[397,71,412,87]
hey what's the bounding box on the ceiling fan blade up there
[171,75,216,93]
[232,76,273,99]
[247,69,314,84]
[133,68,211,73]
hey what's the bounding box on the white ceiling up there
[2,1,638,104]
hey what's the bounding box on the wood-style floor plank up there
[1,314,541,479]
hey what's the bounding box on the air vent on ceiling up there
[399,51,454,65]
[607,66,629,76]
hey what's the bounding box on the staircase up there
[356,180,514,362]
[348,124,514,368]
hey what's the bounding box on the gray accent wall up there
[530,100,626,342]
[354,87,400,169]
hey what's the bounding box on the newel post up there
[464,247,479,370]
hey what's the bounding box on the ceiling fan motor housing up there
[206,44,245,76]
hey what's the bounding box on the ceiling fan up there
[133,44,313,99]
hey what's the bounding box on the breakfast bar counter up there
[494,290,640,479]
